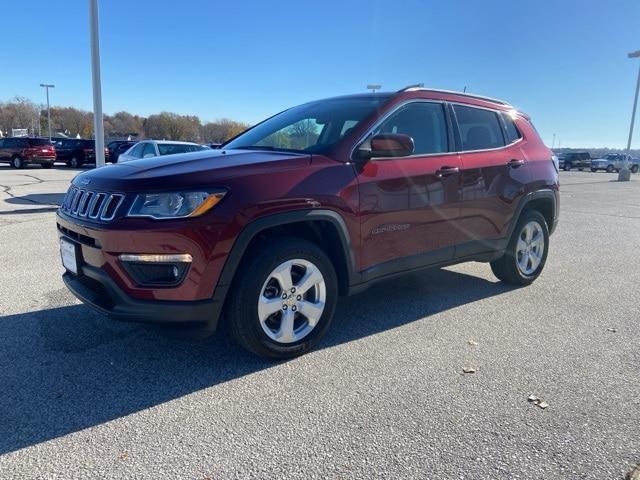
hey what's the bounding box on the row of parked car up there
[556,151,640,173]
[0,137,211,169]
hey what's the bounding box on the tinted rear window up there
[28,138,51,146]
[454,105,505,151]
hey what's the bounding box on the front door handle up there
[436,166,460,178]
[508,159,525,168]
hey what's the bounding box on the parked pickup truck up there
[591,154,639,173]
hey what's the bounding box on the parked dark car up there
[57,87,559,358]
[557,151,591,171]
[0,137,56,168]
[107,141,136,163]
[54,139,109,168]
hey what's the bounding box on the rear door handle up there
[508,159,525,168]
[436,166,460,178]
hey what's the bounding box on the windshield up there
[223,96,391,154]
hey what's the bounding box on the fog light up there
[119,253,192,287]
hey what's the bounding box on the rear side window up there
[28,138,50,147]
[157,144,205,155]
[454,105,505,151]
[500,113,522,144]
[376,102,448,155]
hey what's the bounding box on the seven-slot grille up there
[60,186,125,221]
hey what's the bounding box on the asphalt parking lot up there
[0,166,638,479]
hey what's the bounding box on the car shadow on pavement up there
[4,193,64,206]
[0,267,516,455]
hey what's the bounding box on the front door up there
[355,101,462,278]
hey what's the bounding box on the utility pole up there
[552,133,556,149]
[619,49,640,181]
[39,83,54,141]
[89,0,106,167]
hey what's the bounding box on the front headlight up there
[127,190,226,219]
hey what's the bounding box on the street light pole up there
[89,0,105,167]
[619,49,640,181]
[39,83,54,141]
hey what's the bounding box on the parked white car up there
[591,153,639,173]
[118,140,209,163]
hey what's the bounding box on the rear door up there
[56,140,71,160]
[453,104,530,252]
[355,101,462,275]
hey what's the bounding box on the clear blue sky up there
[1,0,639,148]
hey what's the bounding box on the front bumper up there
[63,258,224,327]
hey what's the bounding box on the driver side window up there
[142,142,157,158]
[375,102,448,155]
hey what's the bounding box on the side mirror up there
[356,133,415,160]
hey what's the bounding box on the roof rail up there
[397,85,510,106]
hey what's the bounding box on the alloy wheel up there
[516,221,545,276]
[257,259,326,344]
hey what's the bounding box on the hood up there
[73,149,311,191]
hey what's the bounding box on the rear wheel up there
[563,162,572,171]
[68,156,82,168]
[632,165,639,174]
[490,210,549,286]
[11,156,25,169]
[226,237,338,359]
[606,165,614,173]
[591,168,598,172]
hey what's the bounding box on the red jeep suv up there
[57,87,559,358]
[0,137,56,168]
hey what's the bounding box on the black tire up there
[490,210,549,286]
[41,162,54,169]
[591,168,598,172]
[606,165,614,173]
[226,237,338,359]
[11,156,25,169]
[563,163,571,171]
[68,156,82,168]
[632,165,639,174]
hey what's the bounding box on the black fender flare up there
[506,189,558,241]
[212,209,358,305]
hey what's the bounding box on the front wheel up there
[606,165,614,173]
[226,237,338,359]
[591,168,598,172]
[563,163,572,171]
[631,165,639,174]
[490,210,549,285]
